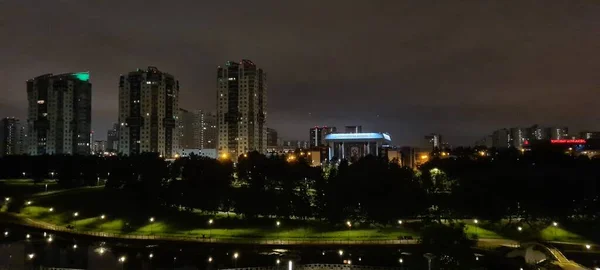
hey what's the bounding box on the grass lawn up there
[9,187,596,243]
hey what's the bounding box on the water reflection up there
[0,225,598,269]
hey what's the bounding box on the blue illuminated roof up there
[325,133,392,142]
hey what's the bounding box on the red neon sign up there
[550,139,586,144]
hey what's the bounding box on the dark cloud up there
[0,0,598,146]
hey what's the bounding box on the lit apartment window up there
[37,100,45,104]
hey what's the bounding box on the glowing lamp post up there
[208,219,213,238]
[149,217,155,234]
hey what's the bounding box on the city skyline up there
[1,1,598,146]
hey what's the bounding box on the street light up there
[3,231,8,237]
[474,219,479,235]
[73,244,77,249]
[338,250,344,256]
[586,244,591,250]
[149,217,155,234]
[73,212,79,229]
[49,207,54,212]
[99,247,105,254]
[149,253,154,259]
[100,214,106,219]
[26,201,32,205]
[26,234,30,239]
[208,256,213,262]
[518,226,523,232]
[4,197,9,202]
[47,236,53,243]
[346,221,352,240]
[208,219,213,238]
[399,258,404,264]
[233,252,239,268]
[398,220,403,225]
[28,253,35,259]
[119,256,126,263]
[276,259,280,265]
[73,212,79,217]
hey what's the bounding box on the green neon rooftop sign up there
[72,72,90,81]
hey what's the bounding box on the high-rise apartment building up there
[425,133,443,150]
[309,126,337,148]
[267,128,279,148]
[217,60,267,157]
[118,67,179,157]
[195,110,217,149]
[178,108,195,149]
[106,123,119,152]
[491,129,510,148]
[0,117,22,156]
[26,73,92,155]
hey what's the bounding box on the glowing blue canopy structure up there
[324,132,392,160]
[324,132,391,142]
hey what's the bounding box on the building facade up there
[217,60,267,158]
[309,126,337,148]
[178,108,195,149]
[0,117,22,156]
[196,110,217,149]
[325,132,392,162]
[92,140,107,154]
[106,123,119,152]
[267,128,279,148]
[118,67,179,157]
[26,72,92,155]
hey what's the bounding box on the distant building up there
[309,126,337,148]
[178,108,195,149]
[580,131,600,139]
[217,60,267,158]
[324,132,392,162]
[267,128,278,148]
[282,140,309,149]
[26,72,92,155]
[474,135,493,148]
[106,123,119,152]
[92,140,106,154]
[198,111,217,149]
[345,125,362,133]
[0,117,22,156]
[179,148,217,159]
[118,67,179,158]
[425,133,442,150]
[492,129,510,148]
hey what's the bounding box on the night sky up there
[1,1,598,147]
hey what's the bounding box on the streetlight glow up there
[276,259,280,264]
[346,221,351,227]
[149,253,153,259]
[26,201,32,205]
[276,221,281,226]
[208,256,213,262]
[73,212,79,217]
[586,244,591,250]
[73,244,77,249]
[553,222,558,227]
[399,258,404,263]
[474,219,478,224]
[3,231,8,236]
[28,253,35,259]
[101,214,105,219]
[518,226,523,231]
[47,237,53,243]
[149,217,155,222]
[119,256,126,263]
[208,219,213,224]
[49,207,54,212]
[233,252,239,259]
[99,247,105,254]
[4,197,9,202]
[26,234,30,239]
[398,220,403,225]
[338,250,343,256]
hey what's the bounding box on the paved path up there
[0,212,522,247]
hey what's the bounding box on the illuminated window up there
[37,100,45,104]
